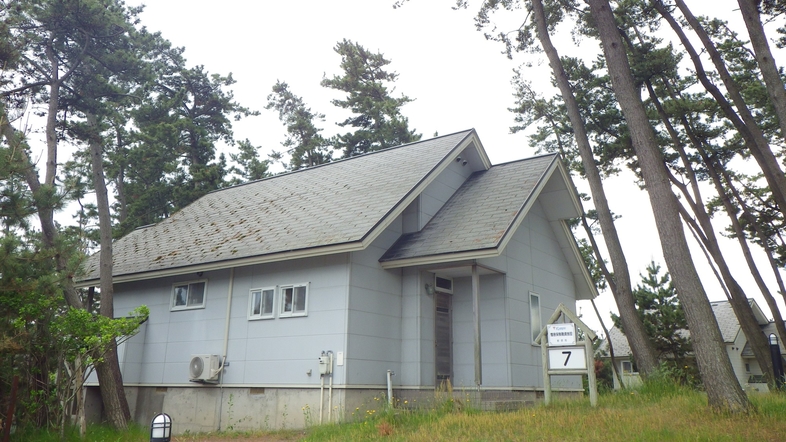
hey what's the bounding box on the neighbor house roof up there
[78,130,487,285]
[601,299,770,357]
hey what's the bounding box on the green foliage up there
[637,363,699,398]
[613,262,696,384]
[266,81,332,170]
[14,422,149,442]
[321,39,421,157]
[229,139,271,182]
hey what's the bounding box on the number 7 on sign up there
[561,351,571,366]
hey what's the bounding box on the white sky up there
[114,0,784,334]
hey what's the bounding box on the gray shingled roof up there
[710,300,742,343]
[601,300,753,357]
[79,130,474,282]
[380,154,557,263]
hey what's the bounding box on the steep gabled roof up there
[78,130,486,285]
[377,154,595,299]
[379,154,558,264]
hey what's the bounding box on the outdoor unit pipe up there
[328,351,334,422]
[216,267,235,431]
[386,369,395,407]
[319,371,325,424]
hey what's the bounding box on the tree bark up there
[646,82,776,384]
[531,0,659,376]
[87,112,131,428]
[737,0,786,142]
[588,0,749,412]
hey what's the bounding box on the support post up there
[541,335,551,405]
[585,337,598,406]
[472,264,482,387]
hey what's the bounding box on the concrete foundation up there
[84,385,568,434]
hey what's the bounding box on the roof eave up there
[75,240,366,288]
[379,247,500,270]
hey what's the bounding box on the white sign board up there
[547,323,577,346]
[548,346,586,370]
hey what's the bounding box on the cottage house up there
[78,129,597,433]
[602,299,784,391]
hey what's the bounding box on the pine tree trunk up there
[647,84,776,384]
[737,0,786,142]
[531,0,659,376]
[588,0,749,412]
[88,112,131,428]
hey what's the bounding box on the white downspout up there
[216,268,235,431]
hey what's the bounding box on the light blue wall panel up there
[451,274,508,388]
[418,150,475,229]
[112,254,350,387]
[498,199,581,390]
[346,218,403,385]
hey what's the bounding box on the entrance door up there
[435,292,452,385]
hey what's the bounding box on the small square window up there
[280,283,308,317]
[171,281,207,311]
[249,287,275,320]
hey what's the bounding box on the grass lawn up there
[299,388,786,441]
[17,386,786,441]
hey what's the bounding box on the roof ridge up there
[209,129,476,195]
[490,151,558,168]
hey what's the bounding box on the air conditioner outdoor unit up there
[189,354,220,382]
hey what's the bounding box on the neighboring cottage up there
[78,129,597,433]
[601,299,784,391]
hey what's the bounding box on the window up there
[435,275,453,294]
[622,361,637,374]
[249,287,276,320]
[171,281,206,311]
[280,283,308,317]
[529,292,541,343]
[745,363,751,373]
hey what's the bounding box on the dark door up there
[435,292,452,385]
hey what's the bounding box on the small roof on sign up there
[534,303,597,345]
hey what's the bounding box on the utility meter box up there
[318,355,331,375]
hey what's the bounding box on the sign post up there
[535,304,598,407]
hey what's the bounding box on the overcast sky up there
[121,0,783,333]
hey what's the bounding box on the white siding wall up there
[112,254,350,386]
[486,199,581,390]
[451,274,508,388]
[418,148,475,230]
[345,217,404,386]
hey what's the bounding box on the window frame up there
[279,282,309,318]
[171,280,208,311]
[248,286,277,320]
[434,275,454,294]
[621,360,638,374]
[529,292,541,344]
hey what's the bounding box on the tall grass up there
[302,386,786,441]
[12,423,149,442]
[14,385,786,441]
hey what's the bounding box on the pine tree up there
[265,81,331,170]
[321,39,420,157]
